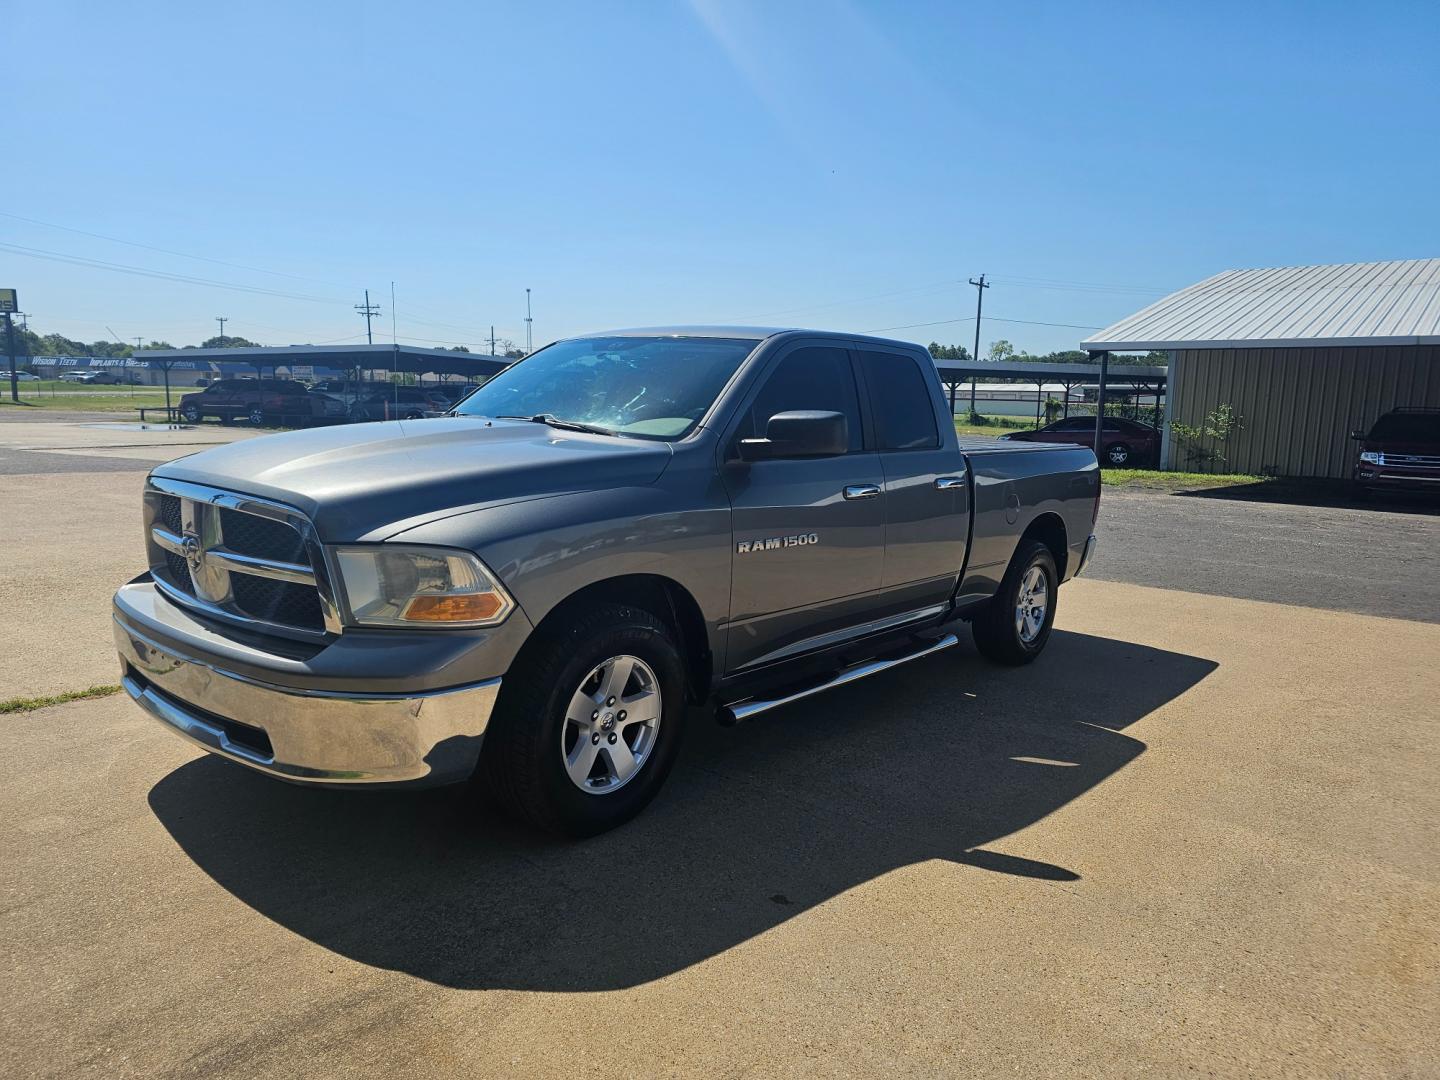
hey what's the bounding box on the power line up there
[0,241,345,304]
[861,314,1103,333]
[0,210,356,289]
[726,278,969,322]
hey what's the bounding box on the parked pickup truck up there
[114,327,1100,835]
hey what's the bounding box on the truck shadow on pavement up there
[148,629,1216,992]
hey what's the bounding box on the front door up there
[721,345,886,672]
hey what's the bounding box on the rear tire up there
[180,403,202,423]
[972,540,1058,666]
[248,405,266,426]
[479,603,687,836]
[1106,442,1131,466]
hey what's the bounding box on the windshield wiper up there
[496,413,619,437]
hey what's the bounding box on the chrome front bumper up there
[115,615,501,788]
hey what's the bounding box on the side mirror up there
[1349,429,1366,441]
[738,410,848,461]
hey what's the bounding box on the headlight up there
[1359,451,1384,464]
[333,545,515,628]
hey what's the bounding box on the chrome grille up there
[1378,453,1440,469]
[144,478,341,639]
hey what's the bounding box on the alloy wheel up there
[560,654,663,794]
[1015,565,1049,644]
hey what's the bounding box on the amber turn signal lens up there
[402,593,506,622]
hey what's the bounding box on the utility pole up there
[354,289,381,345]
[134,337,144,350]
[967,274,989,417]
[215,316,227,341]
[525,288,533,355]
[4,312,17,403]
[488,326,498,356]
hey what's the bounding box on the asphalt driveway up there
[1088,486,1440,623]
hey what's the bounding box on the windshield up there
[1369,411,1440,443]
[453,336,759,439]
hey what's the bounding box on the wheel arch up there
[524,574,713,704]
[1017,511,1068,580]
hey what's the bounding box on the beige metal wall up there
[1168,345,1440,478]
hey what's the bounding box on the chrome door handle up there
[934,475,967,490]
[843,484,882,501]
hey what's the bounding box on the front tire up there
[972,540,1058,665]
[480,603,687,836]
[247,405,266,426]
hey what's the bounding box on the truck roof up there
[566,325,928,351]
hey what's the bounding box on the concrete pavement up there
[2,578,1436,1077]
[2,424,1435,1076]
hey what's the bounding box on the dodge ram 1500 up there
[114,327,1100,835]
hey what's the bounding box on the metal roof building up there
[1083,259,1440,478]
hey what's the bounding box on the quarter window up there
[858,351,939,450]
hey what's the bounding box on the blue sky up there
[6,1,1438,355]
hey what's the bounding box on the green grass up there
[953,415,1036,436]
[1103,469,1270,491]
[0,685,121,714]
[0,390,175,413]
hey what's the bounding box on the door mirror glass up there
[739,410,848,461]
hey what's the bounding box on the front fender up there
[389,467,733,658]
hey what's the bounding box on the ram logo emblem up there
[737,533,819,554]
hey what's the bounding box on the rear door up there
[720,343,887,672]
[206,379,240,412]
[855,348,970,608]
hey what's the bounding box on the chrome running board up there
[717,633,959,725]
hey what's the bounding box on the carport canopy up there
[132,343,512,381]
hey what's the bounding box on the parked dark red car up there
[178,378,346,426]
[999,415,1159,467]
[1352,408,1440,493]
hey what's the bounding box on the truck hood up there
[152,417,673,541]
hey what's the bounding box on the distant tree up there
[88,340,132,358]
[987,339,1016,362]
[142,340,176,350]
[927,342,972,362]
[447,345,471,353]
[39,332,89,356]
[503,347,526,359]
[8,326,41,359]
[198,335,261,349]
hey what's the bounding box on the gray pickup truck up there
[114,327,1099,835]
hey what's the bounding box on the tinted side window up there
[745,347,862,451]
[858,351,939,450]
